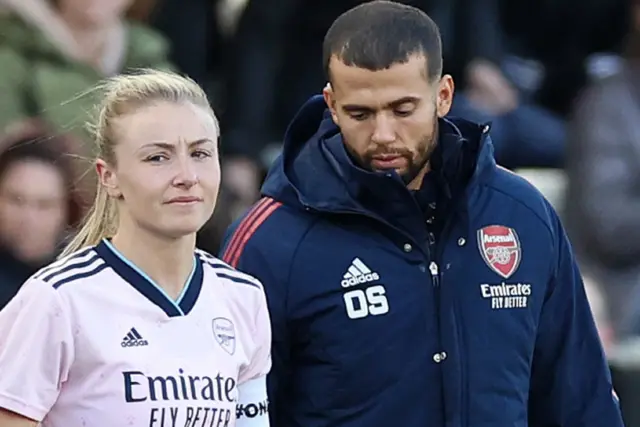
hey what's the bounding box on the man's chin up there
[370,166,405,176]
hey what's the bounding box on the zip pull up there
[429,261,440,287]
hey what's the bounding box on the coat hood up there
[261,95,496,215]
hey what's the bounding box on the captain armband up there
[236,376,269,427]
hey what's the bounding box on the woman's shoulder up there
[29,246,105,290]
[197,248,264,293]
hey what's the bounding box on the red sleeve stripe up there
[222,198,271,264]
[222,197,282,268]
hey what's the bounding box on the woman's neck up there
[110,226,197,301]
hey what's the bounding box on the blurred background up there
[1,0,640,423]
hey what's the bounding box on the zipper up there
[429,261,440,287]
[304,201,452,407]
[433,217,468,427]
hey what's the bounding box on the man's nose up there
[371,114,396,144]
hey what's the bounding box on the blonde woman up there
[0,69,271,427]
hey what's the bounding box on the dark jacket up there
[0,247,41,309]
[220,95,622,427]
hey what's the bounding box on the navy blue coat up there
[220,95,623,427]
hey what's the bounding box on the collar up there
[95,239,204,317]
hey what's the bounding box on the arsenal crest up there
[212,317,236,355]
[477,225,521,279]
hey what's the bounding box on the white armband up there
[236,376,269,427]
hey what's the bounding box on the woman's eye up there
[145,154,169,162]
[192,150,212,159]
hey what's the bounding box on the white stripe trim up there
[348,265,361,276]
[209,266,262,288]
[33,247,95,279]
[196,251,233,270]
[46,258,106,287]
[196,249,263,288]
[353,258,371,274]
[195,248,219,263]
[38,252,100,282]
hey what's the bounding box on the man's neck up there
[407,162,431,190]
[111,222,196,301]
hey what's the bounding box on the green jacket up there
[0,13,174,148]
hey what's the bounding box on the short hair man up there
[222,2,624,426]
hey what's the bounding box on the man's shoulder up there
[482,166,558,233]
[220,197,318,268]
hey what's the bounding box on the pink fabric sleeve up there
[0,278,74,421]
[239,288,272,384]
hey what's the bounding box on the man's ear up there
[322,83,340,125]
[96,159,121,198]
[436,74,455,118]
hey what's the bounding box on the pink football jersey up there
[0,240,271,427]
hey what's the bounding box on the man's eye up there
[395,109,413,117]
[350,112,368,121]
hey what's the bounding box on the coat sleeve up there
[528,208,624,426]
[219,205,295,427]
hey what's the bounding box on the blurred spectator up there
[147,0,221,95]
[0,0,174,153]
[126,0,157,21]
[565,0,640,339]
[0,119,85,309]
[437,0,627,169]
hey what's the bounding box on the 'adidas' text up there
[341,258,380,288]
[121,328,149,348]
[341,272,380,287]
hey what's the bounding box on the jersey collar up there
[95,239,204,317]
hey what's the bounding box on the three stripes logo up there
[121,328,149,348]
[341,258,380,288]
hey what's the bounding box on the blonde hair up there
[59,69,217,258]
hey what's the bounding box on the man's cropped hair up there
[323,1,443,82]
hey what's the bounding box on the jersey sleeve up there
[0,277,74,421]
[239,286,272,384]
[220,206,298,427]
[236,287,271,427]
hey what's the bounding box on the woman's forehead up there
[113,102,218,151]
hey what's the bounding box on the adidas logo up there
[341,258,380,288]
[121,328,149,348]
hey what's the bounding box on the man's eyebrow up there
[341,96,420,112]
